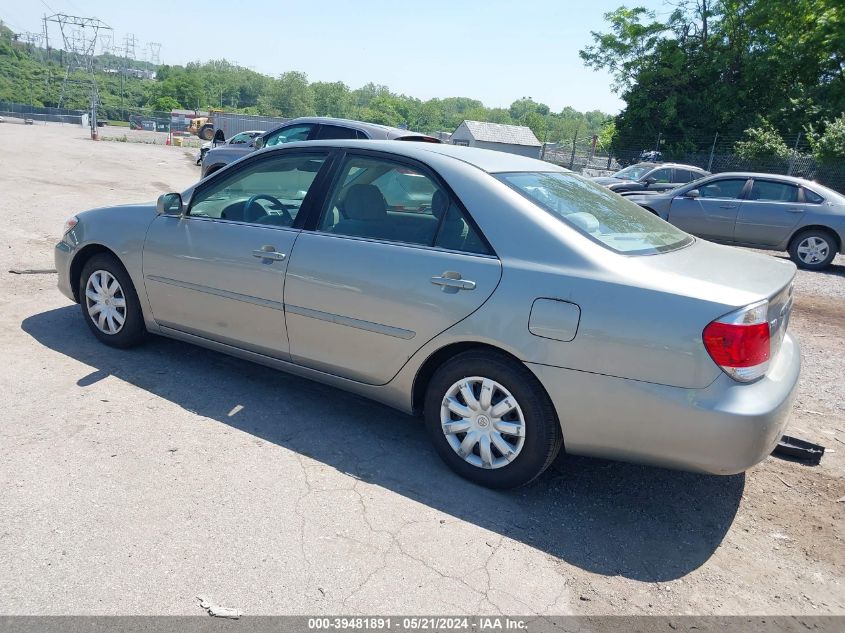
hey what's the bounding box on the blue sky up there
[3,0,666,114]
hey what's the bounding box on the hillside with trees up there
[0,21,609,145]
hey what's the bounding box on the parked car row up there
[591,162,844,269]
[58,132,803,489]
[625,173,845,270]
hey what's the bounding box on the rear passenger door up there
[283,151,502,385]
[734,179,804,246]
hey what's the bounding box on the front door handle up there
[252,246,286,261]
[431,273,476,292]
[719,204,738,209]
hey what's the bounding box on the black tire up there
[788,229,837,270]
[424,350,562,489]
[198,124,215,141]
[78,253,146,348]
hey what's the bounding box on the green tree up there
[734,120,791,162]
[312,81,352,118]
[260,71,314,116]
[810,114,845,165]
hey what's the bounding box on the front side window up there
[496,171,692,255]
[319,156,489,253]
[698,178,748,199]
[749,180,799,202]
[264,124,314,147]
[188,153,328,226]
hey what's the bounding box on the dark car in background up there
[201,117,440,177]
[592,162,710,194]
[626,172,845,270]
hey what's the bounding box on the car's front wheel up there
[79,253,146,348]
[788,229,837,270]
[424,350,562,489]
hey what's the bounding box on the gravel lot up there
[1,122,843,615]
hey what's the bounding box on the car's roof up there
[270,116,434,140]
[269,139,570,174]
[704,172,822,186]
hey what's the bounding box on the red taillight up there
[703,301,770,382]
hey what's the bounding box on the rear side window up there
[749,180,799,202]
[647,168,673,183]
[497,172,692,255]
[314,125,361,140]
[676,169,701,183]
[319,156,490,254]
[803,188,824,204]
[699,179,747,199]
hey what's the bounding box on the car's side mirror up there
[252,136,265,149]
[157,192,183,215]
[643,176,657,186]
[685,189,700,199]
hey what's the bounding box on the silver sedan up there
[627,172,845,270]
[56,141,800,488]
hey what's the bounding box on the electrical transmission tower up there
[99,32,113,56]
[147,42,161,66]
[44,13,112,136]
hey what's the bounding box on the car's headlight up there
[63,216,79,235]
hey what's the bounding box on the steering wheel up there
[243,194,293,224]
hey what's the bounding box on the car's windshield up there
[496,171,693,255]
[612,164,652,181]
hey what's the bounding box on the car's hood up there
[80,203,158,222]
[591,176,624,185]
[623,238,795,308]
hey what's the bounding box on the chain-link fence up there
[0,101,88,125]
[543,131,845,194]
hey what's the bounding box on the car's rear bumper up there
[55,240,76,302]
[527,333,800,475]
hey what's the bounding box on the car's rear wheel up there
[79,253,146,348]
[788,229,837,270]
[424,350,562,489]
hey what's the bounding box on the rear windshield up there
[496,172,693,255]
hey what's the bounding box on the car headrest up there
[566,212,600,234]
[344,184,387,221]
[431,189,449,219]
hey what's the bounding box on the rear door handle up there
[719,204,738,209]
[252,246,286,261]
[786,207,804,213]
[431,274,476,291]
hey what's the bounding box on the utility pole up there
[707,132,719,172]
[588,134,598,165]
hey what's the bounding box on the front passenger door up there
[143,151,331,358]
[667,178,749,240]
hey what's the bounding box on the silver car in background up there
[627,172,845,270]
[56,141,800,489]
[201,116,440,178]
